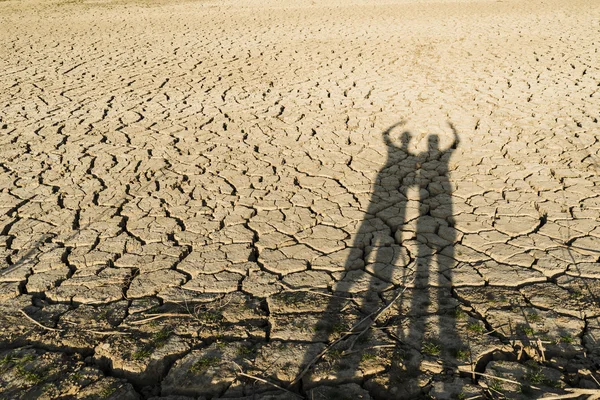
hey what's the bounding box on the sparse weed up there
[454,308,467,320]
[195,310,223,324]
[525,369,545,385]
[152,328,172,348]
[466,322,485,334]
[560,335,574,344]
[70,372,83,382]
[523,327,535,336]
[488,378,503,393]
[517,325,535,336]
[422,341,441,356]
[215,341,228,350]
[1,354,42,384]
[361,352,377,362]
[569,290,583,299]
[237,344,255,357]
[190,356,219,374]
[132,349,152,361]
[527,312,542,323]
[15,364,43,385]
[100,385,117,399]
[452,348,470,361]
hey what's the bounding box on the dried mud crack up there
[1,0,600,398]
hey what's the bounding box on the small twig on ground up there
[589,372,600,388]
[304,290,353,299]
[127,313,194,325]
[340,344,397,356]
[457,368,541,390]
[537,337,546,362]
[540,388,600,400]
[466,327,475,381]
[231,362,304,399]
[20,310,63,332]
[62,321,131,335]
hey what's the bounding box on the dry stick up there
[62,320,131,336]
[537,337,546,362]
[231,362,304,399]
[341,344,397,356]
[540,388,600,400]
[128,313,194,325]
[590,373,600,389]
[466,328,475,381]
[20,310,63,332]
[457,369,541,391]
[290,274,415,387]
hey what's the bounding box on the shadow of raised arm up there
[382,121,406,148]
[448,121,459,149]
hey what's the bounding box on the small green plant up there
[95,310,108,321]
[0,356,13,372]
[517,325,535,336]
[539,333,552,342]
[152,328,172,348]
[569,290,583,299]
[237,345,255,357]
[525,369,545,385]
[215,341,228,350]
[71,372,83,381]
[0,354,35,369]
[328,349,344,361]
[422,341,441,356]
[523,327,535,336]
[488,378,503,393]
[132,349,152,361]
[15,364,43,385]
[466,322,485,334]
[527,312,542,323]
[454,308,467,320]
[560,335,574,344]
[100,385,117,399]
[196,310,223,324]
[190,356,219,374]
[452,348,470,361]
[1,354,42,383]
[361,352,377,362]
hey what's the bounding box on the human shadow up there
[299,121,462,397]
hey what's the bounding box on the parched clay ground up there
[1,0,599,398]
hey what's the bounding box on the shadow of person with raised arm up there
[294,122,463,398]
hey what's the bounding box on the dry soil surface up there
[1,0,599,398]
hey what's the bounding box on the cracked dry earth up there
[1,0,600,398]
